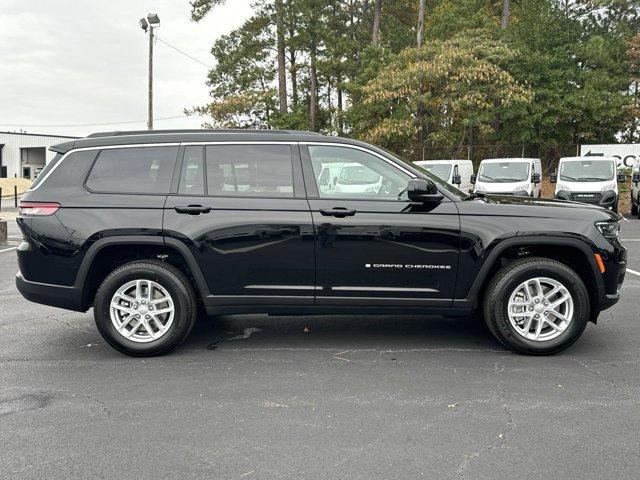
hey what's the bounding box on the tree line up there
[187,0,640,161]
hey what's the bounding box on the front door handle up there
[174,205,212,215]
[319,207,357,218]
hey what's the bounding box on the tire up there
[483,257,590,355]
[637,195,640,219]
[631,195,638,216]
[94,261,197,356]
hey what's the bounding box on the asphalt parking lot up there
[1,216,640,479]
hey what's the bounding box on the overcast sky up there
[0,0,254,137]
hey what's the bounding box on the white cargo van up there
[471,158,542,197]
[550,156,625,213]
[631,161,640,218]
[334,163,383,195]
[414,159,474,191]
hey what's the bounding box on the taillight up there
[18,201,61,216]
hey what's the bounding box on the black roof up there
[50,129,364,154]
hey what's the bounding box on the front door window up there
[309,145,410,200]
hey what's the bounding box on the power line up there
[155,36,213,69]
[0,114,188,128]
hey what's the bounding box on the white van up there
[551,156,624,213]
[632,161,640,218]
[414,159,474,192]
[472,158,542,197]
[334,163,383,195]
[317,163,351,194]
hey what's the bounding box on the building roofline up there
[0,131,79,140]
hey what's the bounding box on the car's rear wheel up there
[631,195,638,216]
[94,261,197,356]
[483,257,590,355]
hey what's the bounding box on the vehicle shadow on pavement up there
[180,313,504,354]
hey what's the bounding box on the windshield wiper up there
[578,177,611,181]
[479,175,495,181]
[560,174,579,181]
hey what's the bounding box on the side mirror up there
[407,178,443,204]
[452,174,462,185]
[532,173,541,184]
[549,172,557,184]
[617,172,627,183]
[633,173,640,184]
[470,174,477,184]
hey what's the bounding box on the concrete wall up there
[0,132,78,179]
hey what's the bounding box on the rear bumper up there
[15,272,85,312]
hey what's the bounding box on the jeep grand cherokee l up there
[15,130,627,356]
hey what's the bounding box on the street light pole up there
[148,24,154,131]
[140,14,160,131]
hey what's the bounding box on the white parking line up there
[0,246,17,253]
[622,239,640,242]
[627,268,640,277]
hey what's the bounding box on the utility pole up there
[140,14,161,131]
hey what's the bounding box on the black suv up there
[15,130,626,356]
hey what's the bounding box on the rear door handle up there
[319,207,357,218]
[174,205,212,215]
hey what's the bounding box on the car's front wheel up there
[631,194,638,216]
[483,257,590,355]
[94,261,197,356]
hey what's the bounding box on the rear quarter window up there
[28,153,62,190]
[86,146,178,194]
[36,150,97,191]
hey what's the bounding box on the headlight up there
[596,221,620,238]
[557,183,571,192]
[600,183,616,192]
[513,184,529,192]
[514,190,529,196]
[474,185,485,193]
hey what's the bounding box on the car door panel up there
[163,143,315,306]
[309,199,460,306]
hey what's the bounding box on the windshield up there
[420,164,452,181]
[559,160,615,182]
[478,162,529,183]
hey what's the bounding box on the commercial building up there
[0,131,78,179]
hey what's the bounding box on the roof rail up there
[86,129,321,138]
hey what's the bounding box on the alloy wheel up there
[109,279,175,343]
[507,277,574,342]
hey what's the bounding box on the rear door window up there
[205,144,294,197]
[86,146,178,194]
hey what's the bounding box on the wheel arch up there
[456,236,604,313]
[75,236,209,310]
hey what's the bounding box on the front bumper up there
[556,190,618,209]
[15,272,85,312]
[595,238,626,312]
